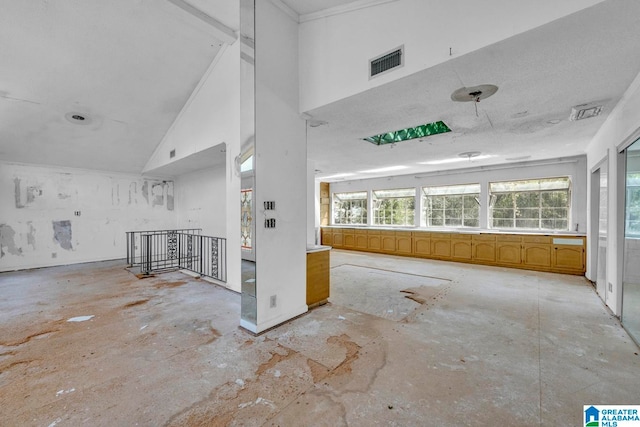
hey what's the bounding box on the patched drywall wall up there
[0,162,176,272]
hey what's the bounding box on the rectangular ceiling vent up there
[370,46,403,79]
[569,102,603,121]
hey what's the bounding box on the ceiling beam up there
[166,0,237,45]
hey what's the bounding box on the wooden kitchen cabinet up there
[396,231,413,255]
[472,234,496,262]
[431,233,451,258]
[451,234,472,260]
[413,233,431,257]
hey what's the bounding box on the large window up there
[333,191,368,225]
[489,177,571,230]
[422,184,480,227]
[373,188,415,226]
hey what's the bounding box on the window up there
[489,177,570,230]
[240,155,253,173]
[625,172,640,236]
[373,188,415,226]
[241,189,253,249]
[422,184,480,227]
[333,191,368,225]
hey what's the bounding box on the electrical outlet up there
[609,282,613,292]
[270,295,277,308]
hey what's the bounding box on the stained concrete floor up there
[1,250,639,426]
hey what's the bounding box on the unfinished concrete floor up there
[1,250,639,426]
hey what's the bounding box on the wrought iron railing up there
[126,229,227,283]
[126,228,201,267]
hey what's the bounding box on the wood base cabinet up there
[320,227,585,275]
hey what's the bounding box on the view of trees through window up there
[626,173,640,236]
[333,191,367,225]
[422,184,480,227]
[373,188,415,226]
[489,178,570,230]
[330,177,571,230]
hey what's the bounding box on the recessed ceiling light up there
[359,165,408,173]
[65,112,92,125]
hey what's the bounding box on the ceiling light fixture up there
[451,85,498,103]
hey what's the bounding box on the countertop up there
[306,244,332,253]
[321,225,586,237]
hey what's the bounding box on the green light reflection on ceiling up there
[364,121,451,145]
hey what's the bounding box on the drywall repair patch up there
[0,224,23,257]
[151,183,164,207]
[52,220,73,250]
[14,178,24,208]
[142,181,149,204]
[27,222,36,249]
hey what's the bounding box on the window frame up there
[332,191,368,225]
[421,184,480,228]
[489,177,571,231]
[372,188,416,227]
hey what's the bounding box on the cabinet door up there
[396,232,413,255]
[413,236,431,257]
[496,242,521,265]
[381,235,396,253]
[332,232,344,248]
[355,232,368,250]
[473,241,496,262]
[321,229,332,246]
[552,246,585,271]
[522,244,551,268]
[431,237,451,258]
[343,231,356,249]
[451,240,472,260]
[368,234,381,251]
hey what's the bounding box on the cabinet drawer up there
[522,235,551,244]
[473,234,496,241]
[451,234,472,241]
[496,235,521,242]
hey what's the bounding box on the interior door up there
[622,139,640,344]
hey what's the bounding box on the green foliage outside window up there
[333,192,367,225]
[490,178,570,230]
[373,188,415,226]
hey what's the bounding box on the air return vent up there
[370,46,403,78]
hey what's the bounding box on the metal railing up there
[126,229,227,283]
[126,228,201,267]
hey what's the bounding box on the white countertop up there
[321,226,585,237]
[306,244,332,253]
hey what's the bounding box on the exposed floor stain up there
[401,290,427,304]
[202,328,221,345]
[123,299,149,308]
[154,281,187,289]
[0,328,60,347]
[256,346,294,376]
[306,358,330,383]
[327,334,361,375]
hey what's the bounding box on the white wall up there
[298,0,604,112]
[251,0,308,333]
[175,166,226,238]
[328,156,588,232]
[143,42,242,173]
[585,70,640,315]
[0,162,176,272]
[142,38,242,293]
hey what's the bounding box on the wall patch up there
[0,224,23,257]
[52,220,73,250]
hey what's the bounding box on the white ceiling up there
[0,0,229,174]
[2,0,640,183]
[306,0,640,181]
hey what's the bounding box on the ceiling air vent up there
[370,46,403,79]
[569,102,603,121]
[169,149,176,159]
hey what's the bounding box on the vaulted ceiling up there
[2,1,640,180]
